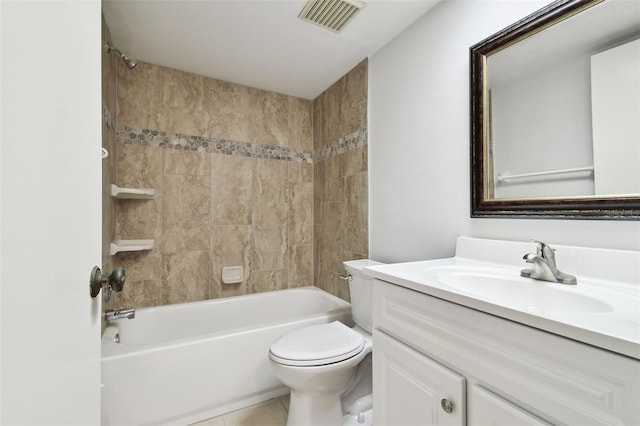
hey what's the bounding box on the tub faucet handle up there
[339,274,352,281]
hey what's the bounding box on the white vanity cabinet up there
[373,280,640,426]
[375,330,465,425]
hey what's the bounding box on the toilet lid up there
[270,321,365,367]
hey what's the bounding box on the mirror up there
[470,0,640,219]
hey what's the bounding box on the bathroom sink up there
[364,237,640,360]
[426,265,613,313]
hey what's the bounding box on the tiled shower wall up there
[104,49,367,309]
[313,60,369,301]
[108,60,314,310]
[101,16,117,291]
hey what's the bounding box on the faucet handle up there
[529,239,557,271]
[529,239,554,257]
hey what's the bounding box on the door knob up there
[90,266,126,301]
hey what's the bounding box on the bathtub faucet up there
[105,308,136,322]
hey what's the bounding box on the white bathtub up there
[101,287,352,426]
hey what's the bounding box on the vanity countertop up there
[365,237,640,360]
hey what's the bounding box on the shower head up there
[105,41,137,69]
[121,55,138,69]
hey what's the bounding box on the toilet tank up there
[343,259,384,334]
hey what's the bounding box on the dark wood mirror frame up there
[470,0,640,220]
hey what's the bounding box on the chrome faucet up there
[521,240,577,285]
[105,308,136,322]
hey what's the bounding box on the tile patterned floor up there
[191,395,289,426]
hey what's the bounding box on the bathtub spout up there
[105,308,135,322]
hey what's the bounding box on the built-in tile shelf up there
[110,239,155,256]
[111,184,155,199]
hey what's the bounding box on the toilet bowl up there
[269,259,382,426]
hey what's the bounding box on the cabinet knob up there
[441,398,454,414]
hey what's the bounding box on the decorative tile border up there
[115,125,367,163]
[313,128,368,162]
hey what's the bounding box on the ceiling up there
[102,0,441,100]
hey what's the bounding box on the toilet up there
[269,259,382,426]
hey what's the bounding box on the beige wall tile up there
[162,67,204,111]
[255,158,287,204]
[164,149,210,176]
[116,198,162,242]
[116,61,150,129]
[163,175,210,229]
[288,182,313,245]
[343,251,367,262]
[252,91,289,147]
[317,268,350,301]
[207,88,251,142]
[341,100,367,136]
[288,244,313,288]
[342,172,368,255]
[314,162,323,225]
[211,225,252,298]
[111,279,166,310]
[117,61,165,130]
[334,271,351,302]
[252,269,287,293]
[102,122,117,266]
[164,250,210,304]
[161,106,210,138]
[341,59,368,110]
[323,81,343,144]
[253,203,288,271]
[116,249,162,282]
[211,154,254,225]
[312,97,325,150]
[162,226,209,255]
[288,162,313,184]
[103,16,118,323]
[312,59,369,292]
[319,201,342,273]
[342,145,367,177]
[102,17,117,118]
[117,143,163,193]
[314,224,321,286]
[161,173,211,255]
[288,97,312,151]
[321,155,342,203]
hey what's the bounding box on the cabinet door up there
[374,331,465,426]
[470,385,552,426]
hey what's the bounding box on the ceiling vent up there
[298,0,366,33]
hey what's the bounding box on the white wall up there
[369,0,640,263]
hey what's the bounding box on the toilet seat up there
[270,321,365,367]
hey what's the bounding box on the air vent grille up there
[298,0,366,33]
